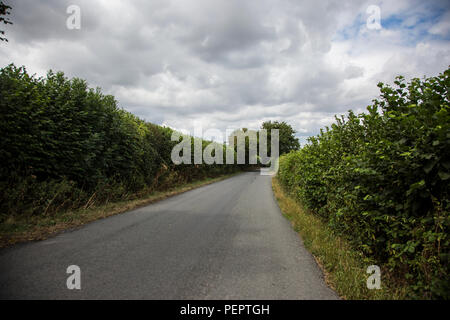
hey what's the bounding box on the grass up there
[0,172,242,248]
[271,176,410,300]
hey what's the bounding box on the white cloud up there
[429,11,450,36]
[1,0,449,143]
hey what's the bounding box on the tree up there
[261,121,300,155]
[0,1,12,42]
[228,128,259,165]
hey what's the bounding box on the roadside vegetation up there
[272,177,408,299]
[0,172,240,247]
[0,64,244,242]
[0,63,299,246]
[277,68,449,299]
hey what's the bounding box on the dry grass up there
[0,172,241,248]
[272,177,409,300]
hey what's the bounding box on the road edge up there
[0,172,244,248]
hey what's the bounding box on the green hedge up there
[278,68,449,299]
[0,64,240,218]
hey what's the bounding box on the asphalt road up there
[0,171,338,299]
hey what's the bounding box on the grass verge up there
[272,176,410,300]
[0,172,242,248]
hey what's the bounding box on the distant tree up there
[261,121,300,155]
[0,1,12,42]
[228,128,259,165]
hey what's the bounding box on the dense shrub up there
[278,68,449,298]
[0,64,240,219]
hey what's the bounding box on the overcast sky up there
[1,0,449,143]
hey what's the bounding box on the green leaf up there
[438,171,450,180]
[423,160,436,174]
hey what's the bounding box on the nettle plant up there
[278,67,449,299]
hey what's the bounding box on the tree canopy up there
[261,120,300,155]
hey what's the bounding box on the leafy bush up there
[0,64,240,220]
[278,68,450,299]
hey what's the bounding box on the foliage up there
[272,177,408,299]
[226,122,299,166]
[0,64,240,219]
[228,128,259,165]
[0,1,12,42]
[261,120,300,155]
[277,68,450,299]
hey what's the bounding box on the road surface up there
[0,171,338,299]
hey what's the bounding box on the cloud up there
[1,0,449,144]
[429,11,450,37]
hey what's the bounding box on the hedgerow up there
[0,64,240,218]
[278,68,449,299]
